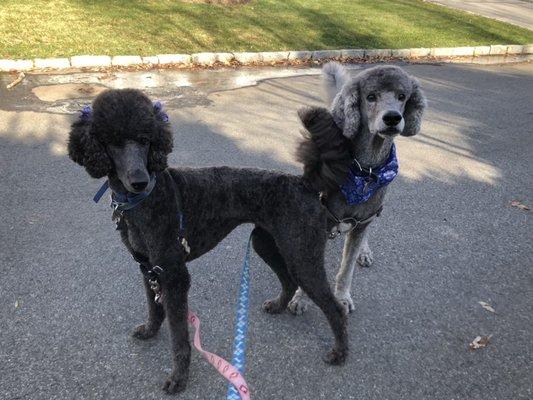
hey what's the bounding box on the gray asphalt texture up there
[1,61,532,400]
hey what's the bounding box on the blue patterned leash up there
[227,235,252,400]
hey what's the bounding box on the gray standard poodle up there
[289,62,426,315]
[67,63,425,394]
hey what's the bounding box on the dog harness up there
[93,172,190,254]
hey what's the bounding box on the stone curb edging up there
[1,44,532,72]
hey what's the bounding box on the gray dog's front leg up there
[356,233,373,267]
[287,287,309,315]
[334,229,370,314]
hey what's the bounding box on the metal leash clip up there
[149,278,161,303]
[149,265,164,304]
[181,237,191,255]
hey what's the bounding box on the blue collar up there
[340,144,398,205]
[93,173,157,211]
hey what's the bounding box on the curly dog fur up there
[68,89,349,394]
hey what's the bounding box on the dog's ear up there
[331,82,361,139]
[68,119,112,178]
[402,78,426,137]
[147,116,173,172]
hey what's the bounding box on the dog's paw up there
[131,323,159,340]
[357,249,374,268]
[262,297,286,314]
[162,373,187,394]
[323,348,347,365]
[287,296,309,316]
[335,292,354,315]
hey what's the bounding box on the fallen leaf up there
[6,72,25,89]
[478,301,496,313]
[469,335,491,350]
[510,200,529,211]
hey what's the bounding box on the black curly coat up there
[68,89,348,394]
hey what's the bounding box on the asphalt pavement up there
[1,61,532,400]
[426,0,533,30]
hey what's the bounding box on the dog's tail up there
[296,106,351,192]
[322,62,349,105]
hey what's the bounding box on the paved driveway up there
[426,0,533,30]
[1,62,532,399]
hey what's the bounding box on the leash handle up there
[188,312,250,400]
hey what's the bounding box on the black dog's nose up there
[383,111,402,126]
[131,181,148,191]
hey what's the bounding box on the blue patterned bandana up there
[340,144,399,205]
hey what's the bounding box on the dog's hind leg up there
[132,275,166,339]
[292,263,348,365]
[335,228,369,314]
[278,235,348,365]
[252,226,297,314]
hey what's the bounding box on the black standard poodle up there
[68,89,349,394]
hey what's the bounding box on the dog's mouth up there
[377,127,401,137]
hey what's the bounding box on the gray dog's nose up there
[383,111,402,126]
[131,181,148,191]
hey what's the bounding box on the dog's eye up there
[366,94,377,102]
[398,93,406,101]
[138,137,150,145]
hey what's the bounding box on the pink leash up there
[187,311,251,400]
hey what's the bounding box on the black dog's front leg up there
[132,274,166,339]
[159,258,191,394]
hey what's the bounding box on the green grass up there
[1,0,532,59]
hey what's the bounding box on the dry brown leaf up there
[510,200,529,211]
[478,301,496,313]
[469,335,491,350]
[6,72,25,89]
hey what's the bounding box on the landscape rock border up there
[1,44,531,72]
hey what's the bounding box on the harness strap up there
[320,192,383,238]
[93,180,110,203]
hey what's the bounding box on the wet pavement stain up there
[32,83,108,102]
[0,66,323,115]
[1,55,529,115]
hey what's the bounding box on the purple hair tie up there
[153,100,169,123]
[79,105,92,121]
